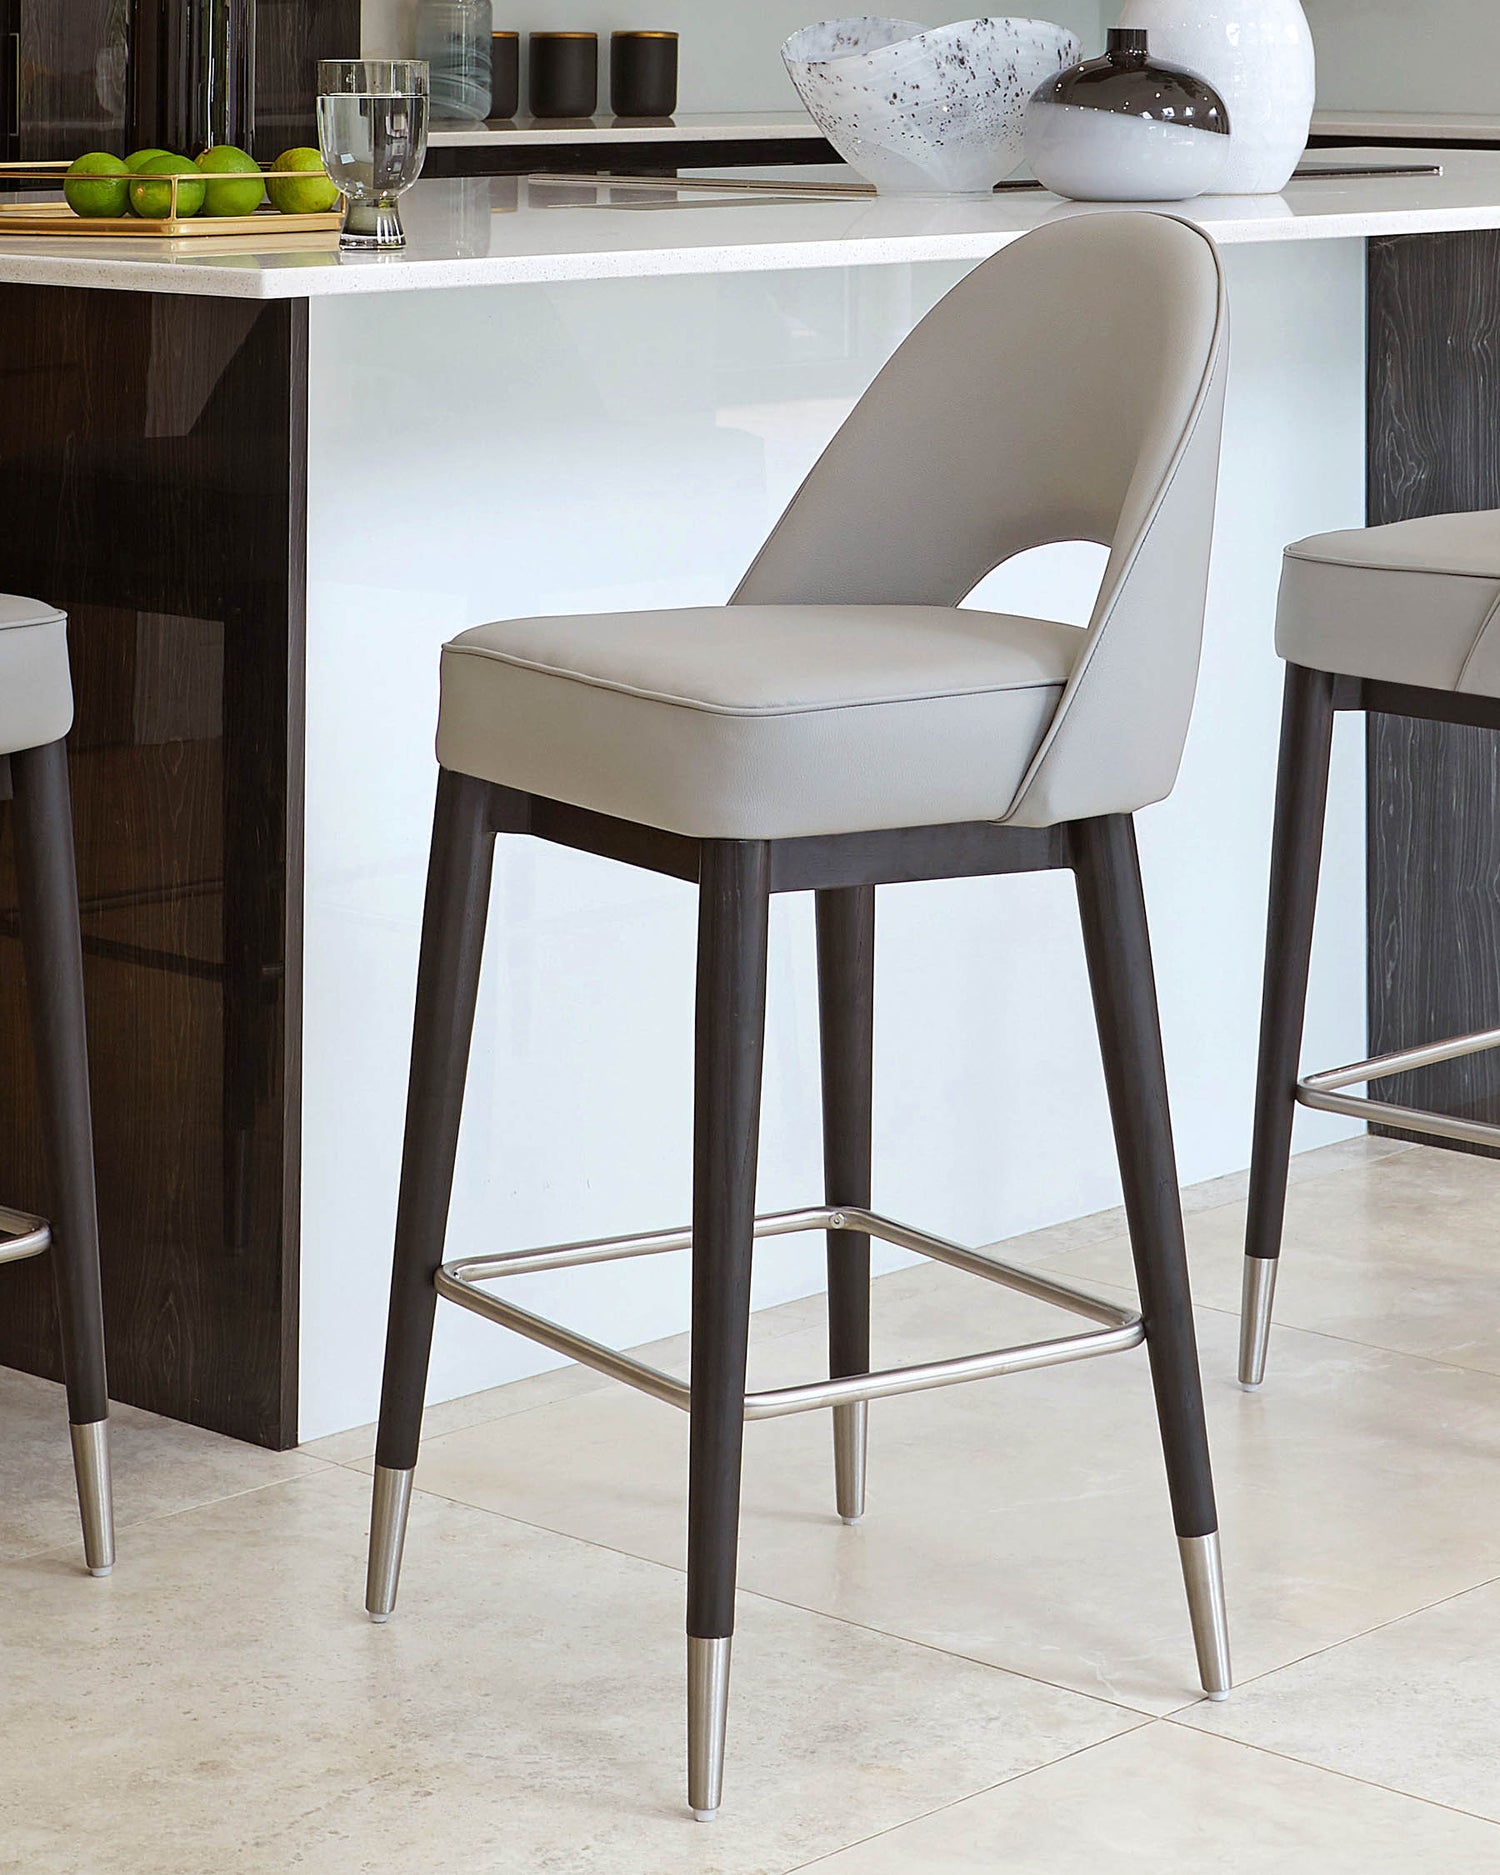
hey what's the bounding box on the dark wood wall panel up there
[252,0,360,156]
[0,284,306,1446]
[1367,231,1500,1148]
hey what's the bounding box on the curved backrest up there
[733,211,1229,827]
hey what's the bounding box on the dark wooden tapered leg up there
[10,738,113,1573]
[686,839,771,1819]
[1240,664,1337,1387]
[1073,813,1230,1697]
[816,885,875,1523]
[366,769,497,1619]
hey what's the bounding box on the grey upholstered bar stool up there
[368,212,1231,1817]
[1243,511,1500,1386]
[1,596,113,1573]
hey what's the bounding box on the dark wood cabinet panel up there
[0,284,306,1446]
[1,0,359,160]
[1367,231,1500,1150]
[7,0,130,158]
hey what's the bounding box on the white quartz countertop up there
[429,110,824,148]
[3,150,1500,301]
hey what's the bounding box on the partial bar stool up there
[1243,510,1500,1386]
[368,213,1232,1816]
[1,595,114,1573]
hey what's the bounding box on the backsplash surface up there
[360,1,1107,115]
[1303,0,1500,114]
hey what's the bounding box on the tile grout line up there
[384,1475,1200,1724]
[779,1719,1170,1875]
[299,1143,1410,1470]
[1163,1562,1500,1713]
[380,1455,1500,1737]
[1023,1260,1500,1387]
[2,1461,347,1571]
[784,1718,1500,1872]
[1159,1719,1500,1832]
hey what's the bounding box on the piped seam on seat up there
[442,642,1071,719]
[0,609,66,632]
[1283,547,1500,581]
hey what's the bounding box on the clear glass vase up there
[415,0,494,123]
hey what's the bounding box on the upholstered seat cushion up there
[1278,512,1500,695]
[438,604,1083,840]
[0,594,72,757]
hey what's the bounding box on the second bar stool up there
[1242,510,1500,1386]
[368,212,1231,1817]
[1,594,114,1574]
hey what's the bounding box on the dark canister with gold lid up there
[611,31,679,118]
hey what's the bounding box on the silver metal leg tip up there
[366,1466,414,1625]
[688,1635,731,1827]
[833,1400,868,1528]
[1179,1531,1232,1706]
[690,1808,719,1824]
[70,1422,115,1578]
[1238,1259,1278,1392]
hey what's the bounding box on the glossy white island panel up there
[297,238,1368,1440]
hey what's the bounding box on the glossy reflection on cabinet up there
[0,0,359,162]
[1,0,129,159]
[0,286,305,1447]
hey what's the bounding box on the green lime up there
[266,147,339,216]
[124,147,175,173]
[195,144,266,217]
[128,152,206,220]
[63,152,130,219]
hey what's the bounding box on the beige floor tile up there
[303,1290,832,1467]
[302,1140,1392,1470]
[1036,1140,1500,1377]
[0,1367,326,1564]
[397,1255,1500,1715]
[301,1358,611,1466]
[1006,1135,1410,1270]
[797,1721,1500,1872]
[0,1465,1137,1875]
[1181,1576,1500,1824]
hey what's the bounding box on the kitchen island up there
[0,157,1493,1445]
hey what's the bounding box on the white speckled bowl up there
[783,16,1083,194]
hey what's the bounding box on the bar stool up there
[1,596,113,1573]
[1242,511,1500,1386]
[367,212,1231,1816]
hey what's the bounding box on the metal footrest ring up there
[1298,1025,1500,1151]
[0,1204,50,1268]
[436,1205,1145,1418]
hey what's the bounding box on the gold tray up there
[0,162,342,240]
[0,200,343,239]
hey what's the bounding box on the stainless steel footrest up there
[436,1206,1145,1418]
[1298,1024,1500,1151]
[0,1204,50,1267]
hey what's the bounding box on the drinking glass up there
[317,59,430,251]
